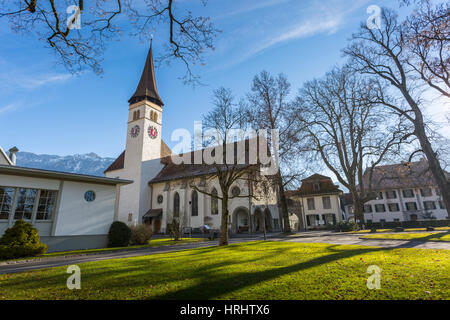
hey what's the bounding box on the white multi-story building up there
[347,159,449,223]
[287,174,344,230]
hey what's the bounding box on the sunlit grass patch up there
[0,241,448,300]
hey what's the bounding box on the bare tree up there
[344,7,450,218]
[293,67,412,226]
[0,0,219,83]
[245,71,302,233]
[401,0,450,98]
[189,87,260,246]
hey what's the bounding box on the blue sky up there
[0,0,448,161]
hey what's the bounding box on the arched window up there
[173,192,180,218]
[136,109,140,119]
[150,111,158,122]
[191,190,198,216]
[211,188,218,215]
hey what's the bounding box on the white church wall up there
[139,158,165,222]
[152,178,281,232]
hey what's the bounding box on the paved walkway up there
[0,237,259,274]
[272,232,450,250]
[0,231,448,274]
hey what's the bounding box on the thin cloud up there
[249,15,342,59]
[214,0,292,20]
[0,102,22,115]
[20,74,72,89]
[206,0,372,72]
[0,71,72,92]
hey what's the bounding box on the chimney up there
[8,146,18,165]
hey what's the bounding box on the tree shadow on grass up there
[0,243,295,295]
[417,231,450,242]
[149,245,387,300]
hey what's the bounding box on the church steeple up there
[128,44,164,106]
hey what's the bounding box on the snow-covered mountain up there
[16,151,115,177]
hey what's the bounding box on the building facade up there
[105,46,281,234]
[287,174,344,230]
[347,159,449,223]
[0,147,132,252]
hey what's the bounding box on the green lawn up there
[361,232,450,242]
[1,238,207,262]
[0,241,448,300]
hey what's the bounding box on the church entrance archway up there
[254,208,272,233]
[232,207,250,233]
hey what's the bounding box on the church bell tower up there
[124,44,164,167]
[109,44,166,226]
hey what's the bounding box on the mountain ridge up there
[15,151,116,177]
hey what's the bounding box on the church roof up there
[128,44,164,106]
[149,139,267,184]
[288,173,342,197]
[104,140,172,173]
[359,159,450,191]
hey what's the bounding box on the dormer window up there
[313,183,320,192]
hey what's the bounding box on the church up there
[104,46,282,235]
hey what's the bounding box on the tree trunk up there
[219,194,229,246]
[353,197,365,228]
[414,119,450,216]
[403,91,450,217]
[277,171,291,233]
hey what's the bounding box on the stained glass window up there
[211,188,218,215]
[174,192,180,218]
[191,191,198,216]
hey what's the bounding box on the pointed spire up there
[128,43,164,106]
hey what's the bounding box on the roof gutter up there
[0,165,133,186]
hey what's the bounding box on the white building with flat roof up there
[0,146,132,252]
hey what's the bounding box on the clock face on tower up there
[130,125,140,138]
[148,126,158,139]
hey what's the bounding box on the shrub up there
[0,220,47,260]
[335,221,360,232]
[130,224,153,245]
[108,221,131,247]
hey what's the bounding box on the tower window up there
[150,110,158,122]
[133,110,140,121]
